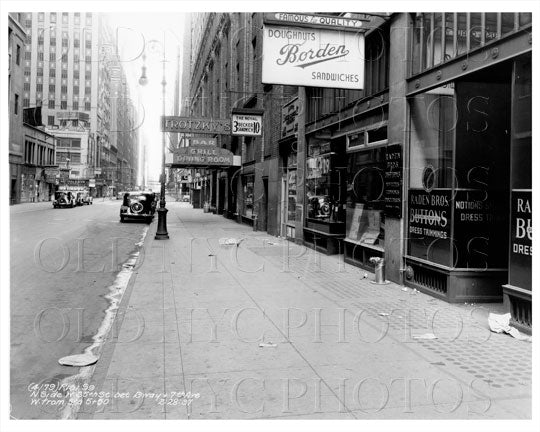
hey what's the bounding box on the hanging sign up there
[169,146,234,167]
[262,24,365,89]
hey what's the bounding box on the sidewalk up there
[80,202,532,420]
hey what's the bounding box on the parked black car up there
[53,191,76,208]
[120,191,157,223]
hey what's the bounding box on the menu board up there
[384,144,402,218]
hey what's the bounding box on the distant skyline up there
[106,12,186,183]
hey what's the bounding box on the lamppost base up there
[155,207,169,240]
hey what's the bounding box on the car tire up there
[120,216,125,223]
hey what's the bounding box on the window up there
[85,13,92,26]
[38,52,44,61]
[16,45,21,65]
[74,38,80,48]
[62,13,68,24]
[242,175,255,218]
[49,84,56,93]
[73,86,79,95]
[71,139,81,148]
[49,68,56,77]
[85,72,91,80]
[14,94,19,115]
[71,153,81,163]
[61,70,67,79]
[24,82,30,91]
[73,70,79,79]
[74,13,80,25]
[73,101,79,110]
[50,12,56,23]
[38,13,44,22]
[48,100,55,109]
[37,67,43,76]
[60,101,67,110]
[49,52,56,62]
[48,115,54,125]
[50,37,56,46]
[62,38,68,48]
[84,101,91,111]
[24,68,31,76]
[85,87,91,95]
[25,51,31,60]
[61,85,67,94]
[36,83,43,92]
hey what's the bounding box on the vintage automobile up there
[75,190,93,206]
[120,191,157,223]
[53,191,76,208]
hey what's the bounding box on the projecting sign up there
[161,116,231,134]
[169,146,234,167]
[231,113,263,136]
[189,137,217,146]
[262,24,365,89]
[263,13,369,30]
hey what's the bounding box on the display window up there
[242,175,254,218]
[287,169,296,224]
[345,148,386,246]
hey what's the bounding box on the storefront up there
[403,13,532,319]
[343,121,389,269]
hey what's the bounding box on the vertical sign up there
[384,144,402,218]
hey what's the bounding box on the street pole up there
[155,35,169,240]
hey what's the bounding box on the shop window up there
[345,148,386,245]
[305,141,345,224]
[409,84,455,190]
[242,175,254,218]
[287,169,297,224]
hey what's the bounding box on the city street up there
[10,198,148,419]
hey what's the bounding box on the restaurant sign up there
[262,24,365,89]
[169,146,234,167]
[161,116,231,134]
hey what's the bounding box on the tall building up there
[185,12,532,333]
[8,13,26,204]
[19,12,139,197]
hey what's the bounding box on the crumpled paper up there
[488,313,532,342]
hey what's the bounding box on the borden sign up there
[262,24,364,90]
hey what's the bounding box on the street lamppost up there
[139,38,169,240]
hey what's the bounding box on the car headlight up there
[121,205,128,210]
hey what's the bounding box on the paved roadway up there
[10,198,148,419]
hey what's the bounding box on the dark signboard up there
[509,190,532,290]
[384,144,402,218]
[408,189,452,266]
[170,145,234,167]
[281,97,300,138]
[161,116,231,134]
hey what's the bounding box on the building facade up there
[8,13,26,204]
[183,12,532,333]
[18,12,138,198]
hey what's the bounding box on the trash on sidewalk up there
[412,333,438,340]
[488,313,532,342]
[58,353,99,367]
[378,312,390,317]
[401,287,408,292]
[219,237,244,247]
[258,342,277,348]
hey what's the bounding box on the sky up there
[105,12,186,184]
